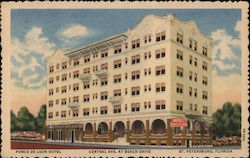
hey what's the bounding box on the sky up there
[10,9,242,116]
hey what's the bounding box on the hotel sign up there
[170,118,187,127]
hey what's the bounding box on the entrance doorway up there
[71,130,76,143]
[186,140,191,147]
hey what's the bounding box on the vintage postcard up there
[1,1,249,157]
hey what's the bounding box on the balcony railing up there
[109,96,123,104]
[79,73,91,81]
[68,102,80,109]
[95,69,108,77]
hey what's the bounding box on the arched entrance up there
[131,120,145,134]
[97,122,108,135]
[85,123,93,135]
[114,121,125,136]
[151,119,166,134]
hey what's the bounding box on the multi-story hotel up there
[46,13,212,146]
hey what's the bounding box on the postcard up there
[1,1,249,157]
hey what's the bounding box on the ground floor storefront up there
[46,118,212,146]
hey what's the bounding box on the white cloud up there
[11,26,55,89]
[211,20,241,74]
[61,24,89,38]
[213,59,236,71]
[234,20,241,37]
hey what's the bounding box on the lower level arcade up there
[46,119,212,147]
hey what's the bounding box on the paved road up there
[11,140,241,150]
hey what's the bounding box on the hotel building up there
[46,13,212,146]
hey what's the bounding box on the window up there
[156,82,165,92]
[144,34,152,43]
[93,52,98,58]
[56,76,59,81]
[56,64,60,70]
[73,109,79,117]
[113,59,122,69]
[61,74,67,81]
[92,63,100,73]
[202,76,208,85]
[122,72,126,80]
[125,88,128,95]
[114,45,122,54]
[100,77,108,86]
[189,104,193,111]
[73,70,79,78]
[194,41,197,51]
[92,93,98,99]
[202,91,208,100]
[61,98,67,106]
[176,33,183,44]
[125,58,128,64]
[194,73,197,82]
[203,47,208,56]
[101,49,108,58]
[189,87,192,96]
[131,39,140,49]
[131,70,140,80]
[49,66,54,73]
[148,84,151,91]
[73,83,79,91]
[56,87,59,93]
[194,58,197,67]
[61,111,66,118]
[62,62,67,69]
[100,91,108,100]
[83,108,90,116]
[101,63,108,70]
[148,68,151,75]
[100,106,108,115]
[144,85,147,92]
[61,86,67,93]
[189,71,193,80]
[176,101,183,111]
[125,43,128,49]
[48,100,53,107]
[113,74,121,83]
[155,65,165,76]
[189,55,193,65]
[83,67,90,74]
[202,62,208,71]
[114,89,121,96]
[131,103,140,112]
[156,31,165,42]
[202,106,208,115]
[189,39,193,49]
[194,89,197,97]
[48,112,53,119]
[73,96,79,103]
[83,81,90,89]
[155,100,166,110]
[92,79,98,86]
[131,55,140,64]
[176,84,183,94]
[194,104,198,111]
[83,94,90,102]
[84,55,90,63]
[56,99,59,105]
[155,48,166,59]
[73,58,80,66]
[176,67,183,77]
[131,86,140,96]
[49,77,54,84]
[176,50,183,60]
[113,105,121,113]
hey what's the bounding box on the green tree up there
[212,102,241,138]
[35,104,46,131]
[11,110,19,132]
[16,106,36,131]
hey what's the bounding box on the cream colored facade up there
[46,14,212,146]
